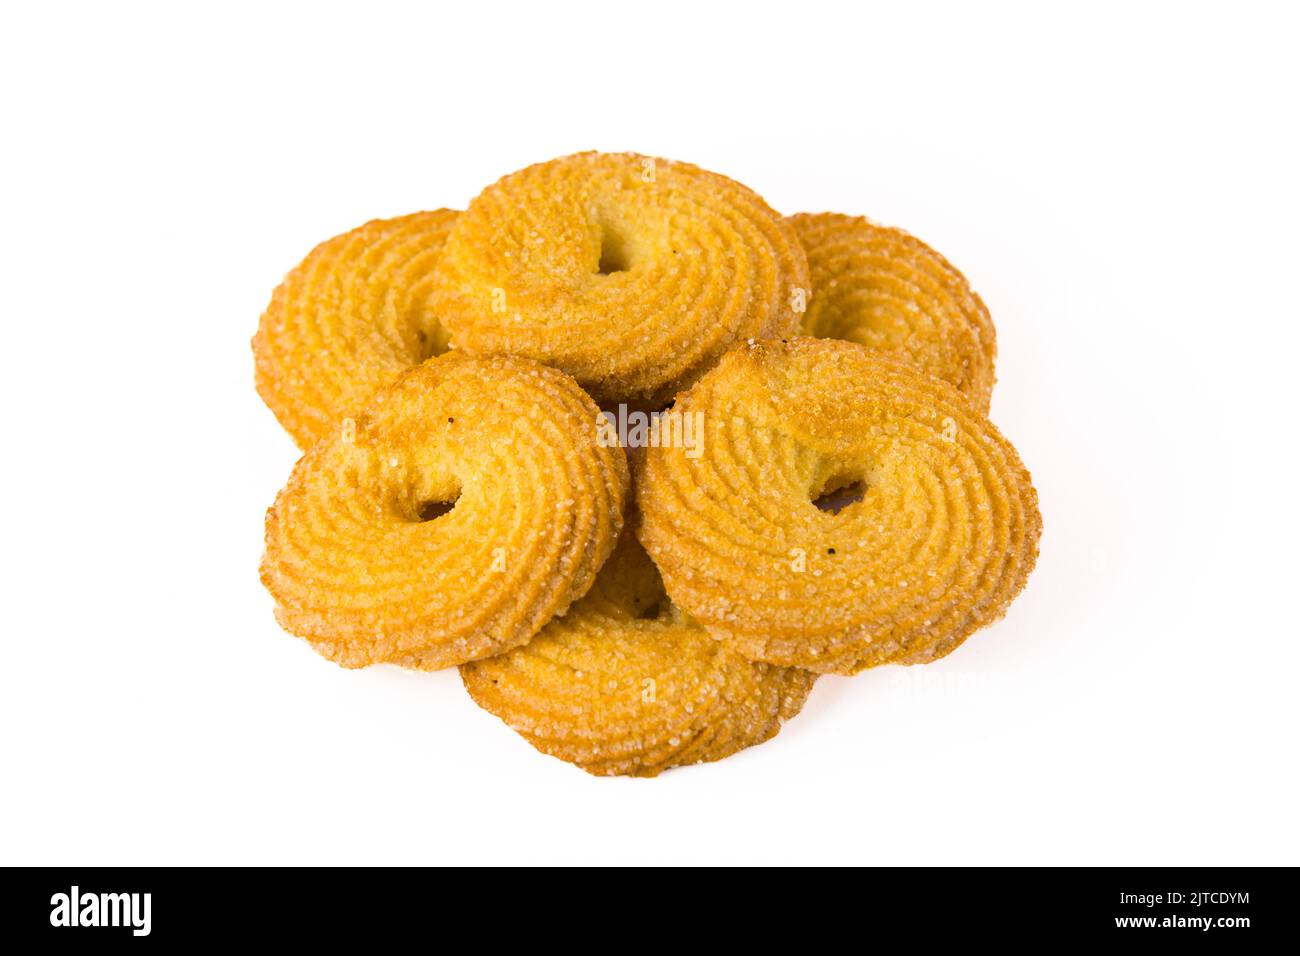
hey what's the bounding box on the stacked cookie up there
[255,152,1041,777]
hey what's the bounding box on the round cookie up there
[432,152,809,407]
[790,212,996,412]
[261,352,630,669]
[636,337,1040,675]
[461,532,815,776]
[253,209,458,449]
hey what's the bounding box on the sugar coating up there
[432,152,809,408]
[461,534,815,777]
[260,352,630,669]
[253,209,459,449]
[635,337,1041,675]
[789,213,997,413]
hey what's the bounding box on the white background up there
[2,2,1296,866]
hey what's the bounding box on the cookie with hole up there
[260,351,630,670]
[461,531,816,777]
[430,152,809,408]
[635,337,1040,675]
[253,209,459,450]
[789,213,997,413]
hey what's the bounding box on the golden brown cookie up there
[636,337,1040,674]
[432,152,809,407]
[261,352,629,670]
[253,209,458,449]
[462,533,815,776]
[790,212,996,411]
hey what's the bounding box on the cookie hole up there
[812,479,866,514]
[633,595,665,620]
[597,225,631,275]
[416,338,434,362]
[416,495,459,522]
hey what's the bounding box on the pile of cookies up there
[255,152,1041,776]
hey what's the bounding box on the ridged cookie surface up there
[790,213,996,412]
[637,338,1039,674]
[432,152,808,407]
[462,533,815,776]
[253,210,458,448]
[261,352,629,669]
